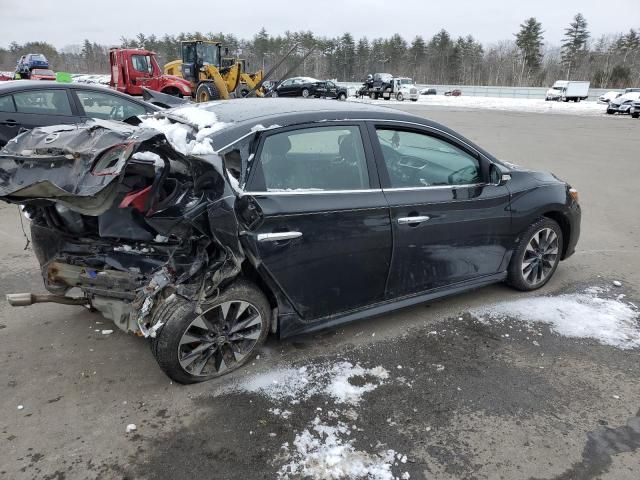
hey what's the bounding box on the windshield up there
[30,54,47,62]
[183,42,219,66]
[399,79,412,85]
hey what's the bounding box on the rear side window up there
[0,95,15,112]
[75,90,147,121]
[13,90,72,115]
[258,126,369,191]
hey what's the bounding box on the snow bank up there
[473,291,640,349]
[351,95,610,116]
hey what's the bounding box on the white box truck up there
[545,81,590,102]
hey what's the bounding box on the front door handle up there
[257,231,303,242]
[3,119,17,127]
[397,216,430,225]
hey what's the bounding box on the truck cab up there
[109,48,192,98]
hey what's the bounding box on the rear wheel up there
[507,218,563,291]
[301,88,310,98]
[631,112,639,119]
[607,108,614,114]
[396,92,404,101]
[338,92,347,101]
[151,280,271,384]
[196,82,220,103]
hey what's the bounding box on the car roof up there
[0,80,160,109]
[180,98,476,152]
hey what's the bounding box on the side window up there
[13,90,72,115]
[258,126,369,191]
[75,90,147,121]
[131,55,152,74]
[280,79,293,87]
[376,129,481,188]
[0,95,16,113]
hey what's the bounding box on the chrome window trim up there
[240,188,381,196]
[383,183,484,192]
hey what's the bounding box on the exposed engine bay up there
[0,119,245,336]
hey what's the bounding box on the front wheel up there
[150,280,271,384]
[396,92,404,101]
[631,112,639,119]
[507,218,563,291]
[337,92,347,101]
[195,82,220,103]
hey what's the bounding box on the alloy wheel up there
[521,227,559,286]
[177,300,263,377]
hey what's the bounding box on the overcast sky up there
[1,0,639,48]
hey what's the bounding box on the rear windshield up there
[29,54,47,62]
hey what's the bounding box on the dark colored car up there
[0,80,160,147]
[444,89,462,96]
[630,100,640,118]
[273,77,348,100]
[15,54,49,78]
[421,88,437,95]
[0,99,581,384]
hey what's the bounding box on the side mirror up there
[490,164,511,186]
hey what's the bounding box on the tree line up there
[1,14,639,88]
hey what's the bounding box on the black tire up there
[301,88,310,98]
[607,109,614,114]
[337,92,347,101]
[196,82,220,103]
[411,98,418,102]
[507,218,563,291]
[396,92,404,101]
[632,113,639,119]
[150,280,271,384]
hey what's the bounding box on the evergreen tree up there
[561,13,590,78]
[515,17,544,73]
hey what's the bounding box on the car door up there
[240,122,392,320]
[367,122,512,298]
[71,88,153,122]
[0,88,79,146]
[325,81,338,98]
[276,79,295,97]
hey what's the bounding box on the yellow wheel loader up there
[164,40,248,102]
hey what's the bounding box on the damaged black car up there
[0,99,581,383]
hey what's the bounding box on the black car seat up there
[330,133,364,189]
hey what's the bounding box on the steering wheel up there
[447,165,479,185]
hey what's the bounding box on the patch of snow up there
[269,408,292,419]
[613,280,622,287]
[125,424,137,433]
[216,362,389,406]
[132,151,164,169]
[473,293,640,349]
[101,329,114,335]
[277,417,399,480]
[17,405,24,410]
[139,115,224,156]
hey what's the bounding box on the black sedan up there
[272,76,348,100]
[0,99,581,383]
[0,80,160,147]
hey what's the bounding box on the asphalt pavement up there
[0,106,638,480]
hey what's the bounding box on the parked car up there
[15,53,49,78]
[0,99,581,383]
[0,80,160,147]
[624,88,640,94]
[28,69,56,81]
[629,100,640,118]
[598,91,621,104]
[545,80,589,102]
[272,77,348,100]
[421,88,437,95]
[606,92,640,114]
[444,89,462,96]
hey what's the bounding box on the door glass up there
[13,90,72,115]
[75,90,147,121]
[259,126,369,191]
[376,129,481,188]
[0,95,16,112]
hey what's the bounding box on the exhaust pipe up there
[6,293,88,307]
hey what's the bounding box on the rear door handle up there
[2,119,17,127]
[257,231,303,242]
[397,216,430,225]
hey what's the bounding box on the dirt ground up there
[0,106,639,480]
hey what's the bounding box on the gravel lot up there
[0,106,639,480]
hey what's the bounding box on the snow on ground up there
[472,289,640,349]
[350,95,610,117]
[215,361,406,479]
[216,361,390,406]
[277,417,403,480]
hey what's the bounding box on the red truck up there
[109,48,192,98]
